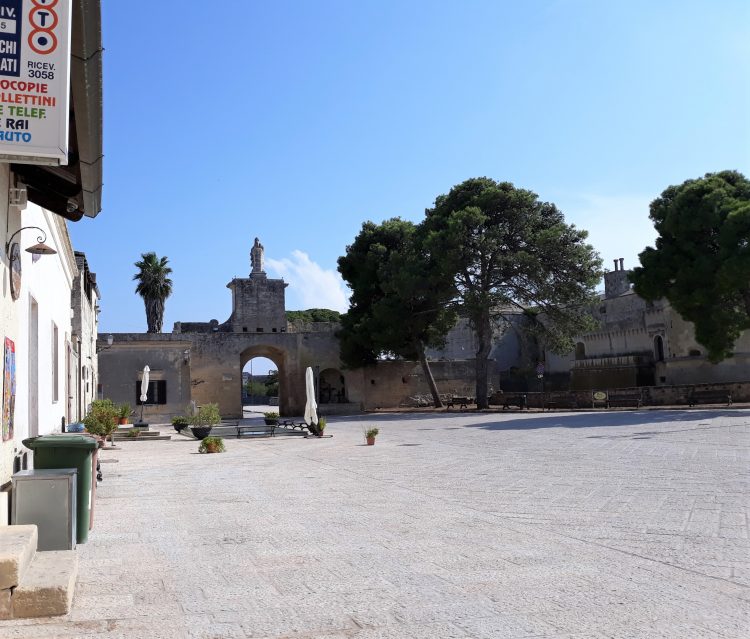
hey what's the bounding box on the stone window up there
[135,380,167,405]
[256,327,263,332]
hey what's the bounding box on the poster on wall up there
[2,337,16,441]
[0,0,72,165]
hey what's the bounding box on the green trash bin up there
[23,434,98,544]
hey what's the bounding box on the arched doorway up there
[318,368,347,404]
[242,357,277,405]
[575,342,586,360]
[240,345,286,414]
[654,335,665,362]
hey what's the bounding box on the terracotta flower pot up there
[366,436,375,446]
[118,418,128,425]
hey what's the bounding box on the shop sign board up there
[0,0,71,165]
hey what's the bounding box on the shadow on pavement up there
[461,409,750,432]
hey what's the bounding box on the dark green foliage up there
[422,178,602,408]
[198,436,225,454]
[245,381,268,396]
[83,399,119,439]
[133,252,173,333]
[338,219,457,364]
[286,309,341,323]
[264,369,279,396]
[630,171,750,362]
[337,218,458,406]
[189,403,221,428]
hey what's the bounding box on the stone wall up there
[98,337,192,422]
[226,275,287,334]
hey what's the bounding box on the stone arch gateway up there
[98,238,350,419]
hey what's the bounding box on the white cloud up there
[267,250,350,312]
[561,193,657,271]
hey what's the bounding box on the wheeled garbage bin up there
[23,434,99,543]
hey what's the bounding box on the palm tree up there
[133,252,173,333]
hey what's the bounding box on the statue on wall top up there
[251,237,265,274]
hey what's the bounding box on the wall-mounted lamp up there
[96,334,114,353]
[5,226,57,256]
[183,349,191,364]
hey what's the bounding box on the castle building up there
[99,244,750,421]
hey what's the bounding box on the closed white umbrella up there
[138,365,150,423]
[303,366,318,431]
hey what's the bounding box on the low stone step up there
[115,427,158,435]
[11,550,77,618]
[112,434,171,441]
[116,431,160,437]
[0,524,38,590]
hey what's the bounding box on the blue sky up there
[71,0,750,345]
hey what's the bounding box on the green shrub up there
[83,399,119,439]
[117,403,131,419]
[365,427,379,439]
[263,411,279,419]
[190,403,221,428]
[198,436,225,454]
[318,416,327,432]
[171,416,189,426]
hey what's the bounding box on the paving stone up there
[0,412,748,637]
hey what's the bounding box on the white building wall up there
[14,204,77,450]
[0,163,21,489]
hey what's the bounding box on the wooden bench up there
[502,394,528,410]
[544,394,578,411]
[688,389,732,407]
[237,423,275,438]
[606,390,643,409]
[446,396,472,410]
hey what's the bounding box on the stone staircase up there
[112,427,171,442]
[0,524,77,619]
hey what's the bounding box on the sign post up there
[0,0,72,165]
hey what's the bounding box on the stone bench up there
[544,394,578,410]
[237,424,275,438]
[446,396,472,410]
[688,389,732,407]
[501,394,528,410]
[606,390,643,409]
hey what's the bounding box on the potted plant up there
[317,416,327,436]
[126,428,140,438]
[263,411,279,426]
[198,436,225,454]
[365,427,379,446]
[190,403,221,440]
[83,399,119,447]
[171,415,189,433]
[117,403,132,425]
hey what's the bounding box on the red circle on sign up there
[29,6,59,31]
[28,29,58,55]
[32,0,59,8]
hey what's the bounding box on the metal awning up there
[11,0,103,221]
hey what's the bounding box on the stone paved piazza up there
[1,409,748,638]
